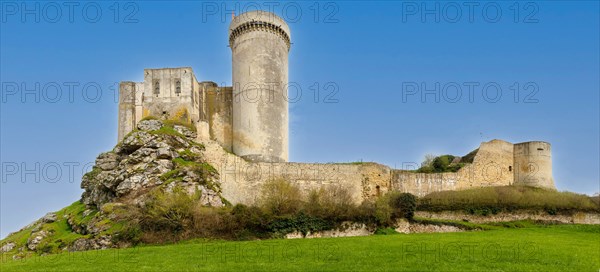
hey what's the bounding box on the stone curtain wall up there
[203,139,522,205]
[392,139,515,196]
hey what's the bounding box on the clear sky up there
[1,1,598,238]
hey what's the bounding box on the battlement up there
[229,19,291,50]
[229,10,290,39]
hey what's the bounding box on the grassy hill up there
[2,223,599,271]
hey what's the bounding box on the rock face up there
[1,242,16,252]
[285,222,374,239]
[41,212,57,223]
[27,231,48,250]
[0,120,227,259]
[136,119,163,131]
[70,236,112,251]
[81,120,224,209]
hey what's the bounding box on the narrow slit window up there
[153,80,160,96]
[175,80,181,95]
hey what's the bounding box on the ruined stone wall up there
[206,86,233,152]
[391,139,514,197]
[201,138,553,205]
[118,68,199,142]
[142,67,198,123]
[202,139,393,204]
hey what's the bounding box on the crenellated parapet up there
[229,20,291,50]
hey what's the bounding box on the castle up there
[118,10,290,163]
[117,11,555,204]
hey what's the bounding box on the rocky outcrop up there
[70,236,112,251]
[136,119,162,131]
[1,242,16,252]
[0,120,228,258]
[81,120,224,209]
[40,212,57,223]
[26,231,48,251]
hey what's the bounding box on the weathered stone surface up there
[96,152,119,171]
[137,119,162,131]
[156,147,174,159]
[81,120,223,209]
[198,185,223,207]
[285,222,373,239]
[394,219,411,234]
[41,212,57,223]
[174,125,197,139]
[115,131,155,155]
[70,236,112,252]
[27,231,48,250]
[408,224,463,233]
[1,242,15,252]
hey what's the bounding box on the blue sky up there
[1,1,598,238]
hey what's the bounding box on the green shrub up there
[432,155,455,171]
[231,204,268,236]
[389,192,417,220]
[374,196,393,226]
[267,213,334,237]
[303,185,355,221]
[111,222,142,246]
[258,179,303,215]
[141,188,198,232]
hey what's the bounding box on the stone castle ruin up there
[119,10,290,163]
[117,11,555,204]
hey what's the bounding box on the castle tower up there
[229,11,291,162]
[513,141,555,189]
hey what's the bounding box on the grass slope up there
[2,224,598,271]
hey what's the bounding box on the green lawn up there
[2,224,599,271]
